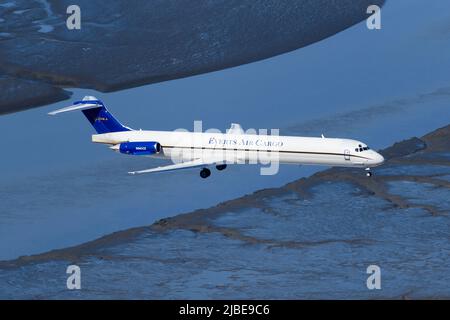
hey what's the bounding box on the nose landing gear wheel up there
[365,168,373,177]
[200,168,211,179]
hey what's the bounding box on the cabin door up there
[344,149,351,161]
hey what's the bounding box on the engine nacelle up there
[118,141,161,155]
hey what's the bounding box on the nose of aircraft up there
[370,151,385,166]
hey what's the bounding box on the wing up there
[128,157,223,175]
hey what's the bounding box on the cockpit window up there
[355,145,370,152]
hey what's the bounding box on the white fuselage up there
[92,130,385,168]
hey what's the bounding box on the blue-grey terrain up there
[0,124,449,299]
[0,0,384,113]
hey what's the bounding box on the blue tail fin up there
[48,96,132,134]
[74,97,130,134]
[82,106,131,134]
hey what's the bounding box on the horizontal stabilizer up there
[48,103,99,115]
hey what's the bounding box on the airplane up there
[49,96,384,178]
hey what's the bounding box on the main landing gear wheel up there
[365,168,373,177]
[200,168,211,179]
[216,164,227,171]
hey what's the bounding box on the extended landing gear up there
[200,168,211,179]
[200,165,227,179]
[216,164,227,171]
[365,168,373,177]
